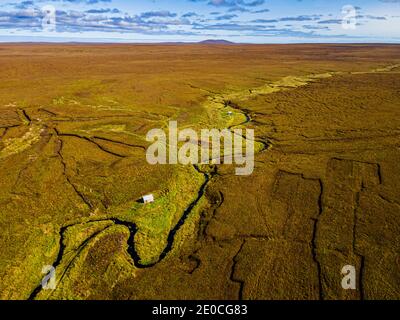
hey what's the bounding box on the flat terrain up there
[0,44,399,300]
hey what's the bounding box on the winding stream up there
[28,103,257,299]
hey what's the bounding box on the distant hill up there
[198,39,235,45]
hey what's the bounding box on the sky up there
[0,0,400,43]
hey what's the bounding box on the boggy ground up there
[0,44,399,300]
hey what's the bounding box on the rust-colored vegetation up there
[0,44,399,300]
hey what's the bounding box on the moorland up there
[0,43,399,300]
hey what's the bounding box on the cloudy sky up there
[0,0,399,43]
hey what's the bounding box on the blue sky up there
[0,0,399,43]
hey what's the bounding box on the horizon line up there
[0,41,400,45]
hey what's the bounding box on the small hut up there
[142,194,154,204]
